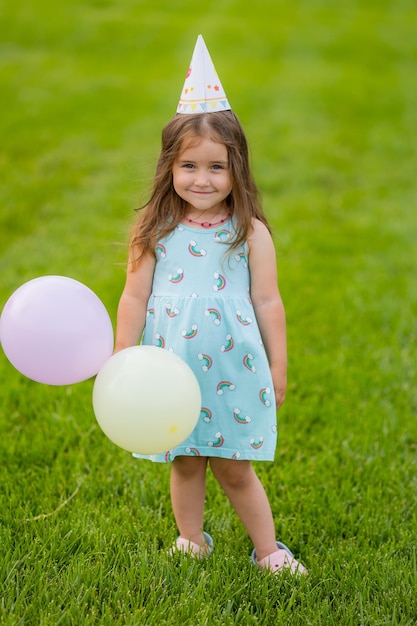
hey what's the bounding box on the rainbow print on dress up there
[233,408,251,424]
[185,447,201,456]
[216,380,235,395]
[243,353,256,373]
[198,353,213,371]
[205,307,222,325]
[201,407,213,423]
[166,303,180,317]
[236,310,253,326]
[235,251,248,267]
[168,268,184,283]
[250,437,264,450]
[181,324,198,339]
[212,272,226,291]
[208,432,225,448]
[156,243,167,258]
[188,240,207,257]
[214,228,231,242]
[220,333,234,352]
[154,333,165,348]
[259,387,272,407]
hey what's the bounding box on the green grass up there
[1,0,417,624]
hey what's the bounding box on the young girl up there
[115,38,307,575]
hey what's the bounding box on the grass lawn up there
[1,1,417,624]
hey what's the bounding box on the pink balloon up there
[0,276,114,385]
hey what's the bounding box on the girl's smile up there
[172,137,232,220]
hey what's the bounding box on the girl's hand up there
[270,363,287,410]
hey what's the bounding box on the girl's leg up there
[209,458,277,561]
[170,455,209,548]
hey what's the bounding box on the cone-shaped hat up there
[176,35,232,114]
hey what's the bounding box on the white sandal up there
[170,532,214,559]
[252,541,307,575]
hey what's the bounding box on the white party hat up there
[176,35,232,114]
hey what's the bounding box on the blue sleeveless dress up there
[136,220,277,462]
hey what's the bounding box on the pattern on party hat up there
[177,35,232,114]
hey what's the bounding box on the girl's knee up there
[209,458,253,490]
[172,455,208,477]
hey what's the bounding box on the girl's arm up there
[248,219,287,409]
[114,251,156,352]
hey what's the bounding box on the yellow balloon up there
[92,346,202,454]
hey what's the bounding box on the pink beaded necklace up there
[187,213,231,229]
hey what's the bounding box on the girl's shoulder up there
[247,217,273,244]
[250,217,269,231]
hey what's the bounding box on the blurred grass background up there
[1,0,417,624]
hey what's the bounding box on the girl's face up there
[172,136,232,216]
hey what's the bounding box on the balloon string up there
[21,480,83,523]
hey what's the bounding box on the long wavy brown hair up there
[129,110,270,266]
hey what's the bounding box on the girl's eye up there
[211,164,225,170]
[182,163,195,169]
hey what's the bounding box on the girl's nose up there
[194,171,210,186]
